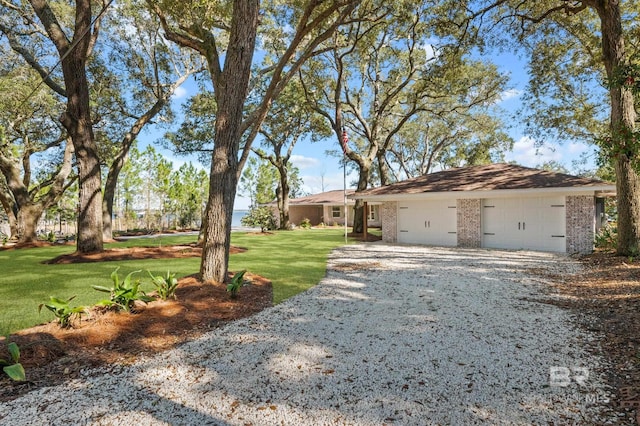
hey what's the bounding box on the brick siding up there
[381,202,398,243]
[457,199,482,248]
[566,195,595,254]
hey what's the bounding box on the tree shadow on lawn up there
[0,273,272,402]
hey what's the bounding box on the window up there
[368,205,377,221]
[332,206,341,218]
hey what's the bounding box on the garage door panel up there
[483,196,566,252]
[398,200,456,246]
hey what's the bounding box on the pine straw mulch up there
[45,243,246,263]
[533,251,640,424]
[0,245,272,403]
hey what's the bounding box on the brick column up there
[566,195,595,254]
[457,199,482,248]
[381,201,398,243]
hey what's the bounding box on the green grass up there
[0,229,352,335]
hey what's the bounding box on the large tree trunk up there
[596,1,640,255]
[16,202,44,243]
[200,143,238,282]
[31,0,103,253]
[352,163,370,234]
[7,210,18,240]
[63,70,103,252]
[0,137,74,243]
[277,165,291,230]
[615,157,640,253]
[0,185,18,239]
[102,141,131,241]
[102,173,116,241]
[377,151,392,186]
[200,0,258,283]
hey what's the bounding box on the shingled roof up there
[354,163,614,198]
[288,189,356,205]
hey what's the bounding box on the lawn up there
[0,229,352,335]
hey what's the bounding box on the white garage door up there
[398,200,457,246]
[483,196,566,252]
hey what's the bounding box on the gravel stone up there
[0,244,617,425]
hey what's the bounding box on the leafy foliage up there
[93,268,155,312]
[38,296,86,328]
[594,225,617,252]
[227,270,247,299]
[0,342,26,382]
[299,218,312,229]
[148,270,179,300]
[239,157,279,207]
[241,206,276,232]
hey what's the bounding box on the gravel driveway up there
[0,244,617,425]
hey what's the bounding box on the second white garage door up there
[398,200,457,246]
[482,196,566,252]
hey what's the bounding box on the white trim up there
[350,185,616,202]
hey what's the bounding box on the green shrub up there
[0,341,25,382]
[227,270,247,299]
[299,218,312,229]
[594,224,617,251]
[38,296,86,328]
[93,268,155,312]
[241,206,276,232]
[148,270,179,300]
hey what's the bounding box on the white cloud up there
[172,86,188,99]
[567,141,588,154]
[301,170,358,195]
[234,195,251,210]
[290,154,320,170]
[499,89,522,102]
[505,136,562,167]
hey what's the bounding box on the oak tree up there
[150,0,358,282]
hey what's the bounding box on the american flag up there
[341,129,348,154]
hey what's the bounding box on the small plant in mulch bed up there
[594,224,617,251]
[0,341,26,382]
[299,218,312,229]
[38,296,86,328]
[148,270,179,300]
[93,267,155,312]
[227,270,247,299]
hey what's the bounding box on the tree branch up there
[0,22,67,97]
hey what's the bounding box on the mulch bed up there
[44,244,246,264]
[0,244,272,402]
[540,251,640,423]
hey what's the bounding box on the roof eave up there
[350,185,617,201]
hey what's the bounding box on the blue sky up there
[146,51,600,211]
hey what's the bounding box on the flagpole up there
[344,148,347,244]
[342,128,348,244]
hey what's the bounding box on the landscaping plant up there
[38,296,86,328]
[227,270,247,299]
[594,224,617,251]
[0,341,26,381]
[240,206,276,232]
[93,268,155,312]
[148,270,179,300]
[299,218,312,229]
